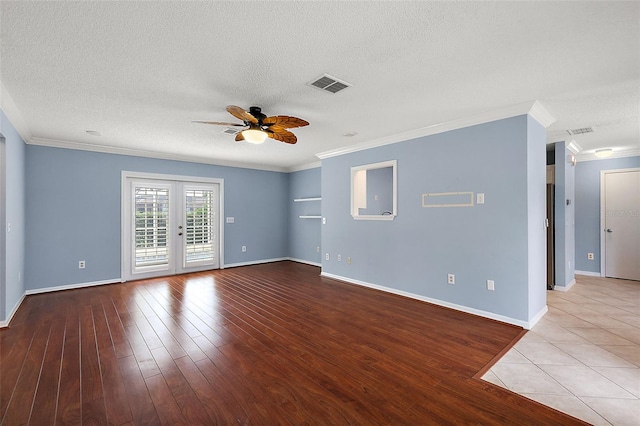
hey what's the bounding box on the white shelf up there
[293,197,321,202]
[299,215,322,219]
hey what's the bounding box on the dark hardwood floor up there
[1,261,586,425]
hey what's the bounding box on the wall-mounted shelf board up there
[294,197,322,202]
[299,215,322,219]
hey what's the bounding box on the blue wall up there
[288,167,321,265]
[0,110,26,322]
[25,145,289,291]
[575,156,640,273]
[554,141,576,288]
[321,115,547,325]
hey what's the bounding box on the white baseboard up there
[223,257,289,269]
[25,278,122,296]
[575,270,601,277]
[0,293,26,328]
[527,305,548,330]
[554,278,576,292]
[287,257,322,267]
[320,272,540,329]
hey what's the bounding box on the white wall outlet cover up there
[487,280,495,291]
[448,274,455,284]
[477,193,485,204]
[226,217,234,223]
[241,245,246,252]
[325,253,330,260]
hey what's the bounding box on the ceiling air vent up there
[309,74,351,94]
[567,127,594,135]
[222,127,240,135]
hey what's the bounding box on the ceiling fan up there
[193,105,309,144]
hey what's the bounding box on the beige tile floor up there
[483,275,640,425]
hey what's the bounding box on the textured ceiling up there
[1,1,638,171]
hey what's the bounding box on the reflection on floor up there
[483,275,639,426]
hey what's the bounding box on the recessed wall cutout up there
[423,192,474,208]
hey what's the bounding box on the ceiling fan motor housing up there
[248,106,267,124]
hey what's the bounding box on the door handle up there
[606,228,613,233]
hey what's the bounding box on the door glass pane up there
[185,189,216,264]
[135,187,169,267]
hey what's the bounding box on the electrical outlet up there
[241,245,246,252]
[226,217,235,223]
[587,252,594,260]
[448,274,455,285]
[322,217,326,224]
[487,280,495,291]
[316,246,320,253]
[325,253,330,261]
[477,193,485,204]
[347,257,351,264]
[337,254,341,262]
[79,260,86,269]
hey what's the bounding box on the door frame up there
[121,171,225,282]
[599,167,639,277]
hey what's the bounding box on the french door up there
[122,173,223,281]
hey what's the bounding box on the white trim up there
[27,136,289,173]
[25,278,121,296]
[316,101,554,160]
[223,257,290,268]
[566,140,582,155]
[577,149,640,162]
[575,270,601,277]
[287,257,322,267]
[528,101,556,128]
[320,272,540,329]
[0,81,32,143]
[293,197,321,202]
[599,167,640,278]
[527,305,548,330]
[554,278,576,292]
[288,161,321,173]
[0,293,26,328]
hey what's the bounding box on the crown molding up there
[287,161,321,172]
[566,139,582,154]
[316,100,555,160]
[28,137,289,173]
[0,81,32,142]
[576,148,640,162]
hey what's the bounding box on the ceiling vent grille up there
[222,127,240,135]
[309,74,351,94]
[567,127,594,135]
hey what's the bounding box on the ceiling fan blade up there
[192,120,244,127]
[262,115,309,129]
[227,105,258,124]
[235,132,245,142]
[266,127,297,144]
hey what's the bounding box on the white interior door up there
[603,169,640,281]
[123,174,222,281]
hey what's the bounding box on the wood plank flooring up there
[0,261,587,425]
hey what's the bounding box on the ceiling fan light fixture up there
[242,128,268,144]
[594,148,613,158]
